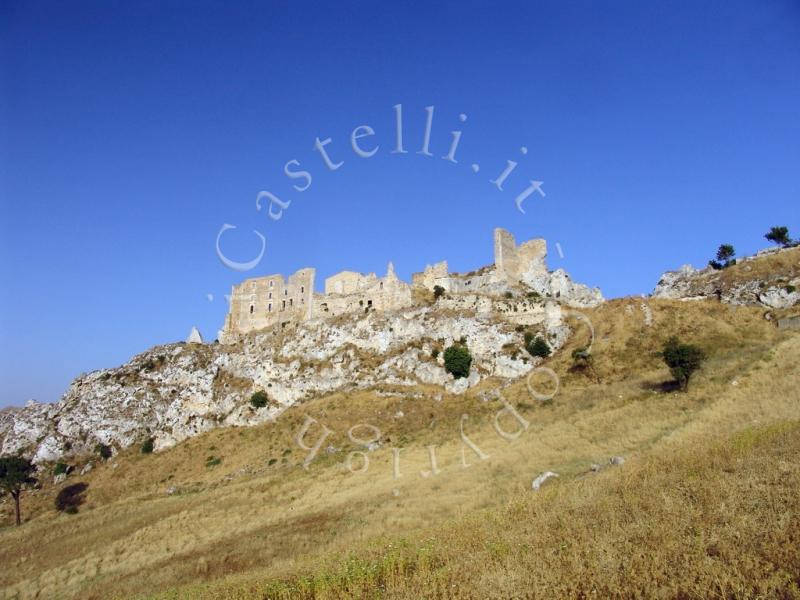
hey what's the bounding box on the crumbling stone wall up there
[218,228,595,344]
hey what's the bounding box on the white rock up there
[532,471,559,491]
[186,326,204,344]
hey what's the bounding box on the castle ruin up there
[218,227,599,344]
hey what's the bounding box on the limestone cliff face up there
[0,295,573,464]
[652,246,800,308]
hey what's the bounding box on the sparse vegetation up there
[250,390,270,409]
[95,443,113,461]
[662,336,705,391]
[432,285,445,300]
[54,462,68,476]
[504,291,513,299]
[141,438,155,454]
[430,348,440,359]
[570,347,599,381]
[444,343,472,379]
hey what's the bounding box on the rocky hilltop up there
[653,245,800,308]
[1,234,602,464]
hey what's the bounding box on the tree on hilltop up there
[0,456,37,526]
[764,226,793,248]
[709,244,735,270]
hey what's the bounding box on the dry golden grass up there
[1,299,799,599]
[166,420,800,599]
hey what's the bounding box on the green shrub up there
[95,443,112,461]
[433,285,445,300]
[526,336,551,359]
[250,390,270,409]
[54,462,68,476]
[205,456,222,467]
[785,285,796,294]
[141,438,155,454]
[662,336,705,391]
[444,343,472,379]
[504,291,513,299]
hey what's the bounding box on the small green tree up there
[444,343,472,379]
[0,456,37,526]
[433,285,445,300]
[141,438,155,454]
[662,337,705,391]
[250,390,270,409]
[764,226,792,248]
[524,332,551,358]
[709,244,736,270]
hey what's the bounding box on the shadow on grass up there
[55,482,89,514]
[640,379,682,393]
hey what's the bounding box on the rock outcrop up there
[0,295,574,464]
[652,246,800,307]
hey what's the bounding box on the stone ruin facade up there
[218,228,603,343]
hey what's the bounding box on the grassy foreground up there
[1,298,799,599]
[162,421,800,599]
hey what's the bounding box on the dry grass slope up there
[170,421,800,599]
[0,298,798,599]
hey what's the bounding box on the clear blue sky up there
[1,1,798,407]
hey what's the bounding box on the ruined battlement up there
[218,228,602,344]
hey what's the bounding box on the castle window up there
[269,281,273,287]
[249,305,254,314]
[268,303,272,312]
[301,286,304,293]
[282,300,286,310]
[284,289,288,296]
[268,292,272,299]
[301,298,304,305]
[380,282,383,289]
[367,299,373,307]
[290,299,293,307]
